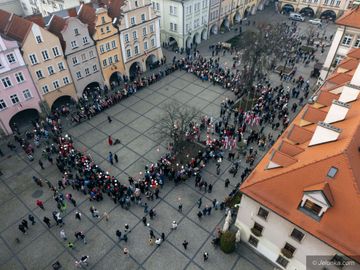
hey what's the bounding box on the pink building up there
[0,34,42,135]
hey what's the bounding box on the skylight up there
[327,167,338,178]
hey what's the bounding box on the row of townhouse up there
[0,0,163,136]
[151,0,269,51]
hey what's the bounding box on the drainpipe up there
[182,0,185,50]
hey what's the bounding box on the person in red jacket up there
[108,136,113,146]
[36,199,44,210]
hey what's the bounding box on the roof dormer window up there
[300,199,323,218]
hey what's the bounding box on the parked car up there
[309,18,322,26]
[289,13,305,22]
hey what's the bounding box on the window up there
[101,27,104,34]
[48,66,54,75]
[111,40,116,49]
[2,77,12,88]
[52,47,60,57]
[133,31,138,39]
[354,37,360,48]
[333,55,344,66]
[85,68,90,75]
[257,207,269,220]
[141,14,146,22]
[101,16,105,24]
[130,17,136,25]
[76,71,82,79]
[170,23,177,32]
[251,222,264,237]
[134,45,139,55]
[0,99,7,110]
[74,28,79,35]
[36,70,44,79]
[170,5,177,15]
[41,50,50,61]
[336,0,340,5]
[100,45,105,54]
[150,24,154,33]
[276,255,289,268]
[125,34,129,43]
[151,38,156,47]
[114,55,118,62]
[156,3,159,10]
[290,228,305,242]
[35,35,42,43]
[89,50,94,58]
[144,41,148,50]
[53,80,60,89]
[29,54,38,65]
[342,35,353,46]
[72,57,78,65]
[7,53,16,64]
[135,0,138,7]
[103,59,107,66]
[15,72,25,83]
[105,43,110,51]
[0,60,3,69]
[58,62,65,71]
[81,54,86,62]
[93,65,98,72]
[42,85,49,93]
[302,199,322,216]
[106,25,110,32]
[282,243,296,258]
[108,57,113,64]
[143,27,147,36]
[70,40,78,49]
[248,235,259,247]
[126,49,131,58]
[327,166,338,178]
[10,94,19,104]
[83,36,89,44]
[23,89,32,99]
[63,77,70,84]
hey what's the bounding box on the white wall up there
[236,195,360,270]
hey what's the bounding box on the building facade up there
[108,0,163,79]
[320,5,360,81]
[78,5,126,88]
[0,0,23,15]
[0,35,41,135]
[20,0,91,16]
[0,12,78,110]
[235,48,360,269]
[47,14,104,97]
[279,0,351,20]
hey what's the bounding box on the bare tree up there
[155,101,201,152]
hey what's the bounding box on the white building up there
[236,50,360,269]
[0,0,23,15]
[20,0,91,16]
[320,5,360,81]
[152,0,210,50]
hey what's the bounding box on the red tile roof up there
[47,15,66,50]
[108,0,125,19]
[336,5,360,29]
[301,106,327,124]
[4,14,32,44]
[0,9,12,33]
[78,3,97,36]
[26,14,45,28]
[347,48,360,60]
[240,54,360,261]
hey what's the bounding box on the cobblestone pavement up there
[0,6,336,270]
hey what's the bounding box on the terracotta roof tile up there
[67,8,78,17]
[337,58,360,71]
[286,124,314,144]
[336,6,360,29]
[108,0,125,19]
[327,72,353,85]
[301,106,327,124]
[316,90,339,106]
[0,9,12,33]
[78,3,96,36]
[278,141,304,156]
[5,15,32,44]
[26,14,45,27]
[347,48,360,60]
[47,15,66,50]
[270,150,298,167]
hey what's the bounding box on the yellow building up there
[78,4,126,88]
[108,0,164,80]
[1,13,77,110]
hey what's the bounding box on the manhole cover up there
[32,190,43,198]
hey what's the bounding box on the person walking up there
[60,229,67,241]
[103,212,109,221]
[124,224,130,233]
[43,216,51,228]
[114,154,118,163]
[28,214,35,225]
[182,240,189,250]
[36,199,45,210]
[39,159,45,170]
[155,238,162,246]
[67,241,75,249]
[178,203,183,213]
[21,219,28,230]
[171,221,178,230]
[116,230,122,241]
[123,247,129,257]
[142,216,147,226]
[18,224,27,234]
[108,136,113,146]
[149,230,155,239]
[203,252,209,261]
[107,115,112,123]
[161,232,165,241]
[197,198,202,208]
[75,211,82,221]
[108,152,113,165]
[225,178,230,188]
